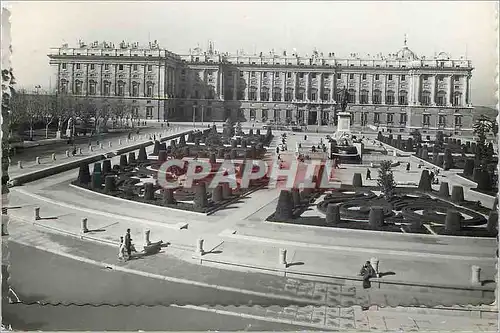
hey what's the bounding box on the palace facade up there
[48,40,474,134]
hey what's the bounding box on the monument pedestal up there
[66,129,72,138]
[56,131,61,139]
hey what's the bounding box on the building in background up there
[48,39,474,134]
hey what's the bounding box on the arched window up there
[285,88,293,101]
[372,90,381,104]
[398,90,408,105]
[322,88,330,101]
[74,80,83,95]
[260,87,269,101]
[386,90,395,105]
[60,79,68,94]
[146,81,154,97]
[297,87,305,101]
[272,87,282,101]
[88,80,97,95]
[207,86,215,99]
[421,90,431,106]
[360,89,369,104]
[103,81,111,96]
[117,80,125,97]
[453,91,462,106]
[436,90,446,106]
[336,90,343,102]
[347,89,356,104]
[248,86,257,101]
[310,88,318,101]
[131,82,140,97]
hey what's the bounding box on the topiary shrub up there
[158,150,167,163]
[443,149,453,170]
[230,149,237,160]
[194,182,208,208]
[162,188,176,205]
[209,153,216,165]
[476,169,492,191]
[138,146,148,162]
[77,163,91,185]
[119,155,128,169]
[432,153,438,164]
[406,138,413,152]
[368,207,384,230]
[160,142,167,151]
[487,211,498,235]
[91,172,101,189]
[128,152,136,165]
[438,182,450,197]
[102,160,112,175]
[178,135,186,147]
[463,159,474,176]
[275,190,294,221]
[418,170,432,191]
[212,185,223,202]
[421,147,429,160]
[444,210,462,234]
[222,182,232,199]
[291,188,301,207]
[451,185,464,203]
[437,155,444,167]
[104,175,115,193]
[93,162,102,173]
[187,133,194,143]
[143,182,155,200]
[256,129,261,136]
[153,141,161,155]
[352,173,363,188]
[249,129,253,136]
[326,204,341,225]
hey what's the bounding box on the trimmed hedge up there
[418,170,432,191]
[275,190,294,221]
[326,204,341,225]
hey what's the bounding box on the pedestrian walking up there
[167,121,170,127]
[366,168,372,180]
[124,229,132,260]
[429,170,435,183]
[276,146,280,154]
[118,236,125,260]
[127,132,132,140]
[406,162,411,173]
[72,146,77,156]
[359,261,376,289]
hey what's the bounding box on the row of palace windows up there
[62,63,154,72]
[60,79,156,97]
[362,113,462,127]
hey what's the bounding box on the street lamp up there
[192,105,196,128]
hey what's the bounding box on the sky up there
[4,1,499,107]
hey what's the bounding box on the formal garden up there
[72,120,274,214]
[267,161,498,238]
[377,116,498,196]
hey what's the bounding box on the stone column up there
[196,238,204,255]
[233,72,238,101]
[305,72,309,101]
[282,73,286,102]
[81,218,89,233]
[430,75,436,105]
[446,75,452,106]
[34,207,41,220]
[415,74,421,105]
[218,70,224,100]
[330,73,335,101]
[245,71,250,100]
[257,72,261,101]
[471,265,481,285]
[279,248,287,265]
[144,230,151,247]
[367,74,373,104]
[466,75,471,105]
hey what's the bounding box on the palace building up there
[48,39,474,134]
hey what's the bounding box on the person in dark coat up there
[406,162,411,173]
[124,229,132,260]
[359,261,376,289]
[366,168,372,180]
[276,146,280,154]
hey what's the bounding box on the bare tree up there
[40,94,58,138]
[56,94,76,135]
[110,98,131,128]
[10,89,40,140]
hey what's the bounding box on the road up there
[2,242,316,331]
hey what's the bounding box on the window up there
[60,79,68,94]
[274,109,281,122]
[273,87,282,101]
[360,90,369,104]
[388,74,393,81]
[194,90,199,99]
[336,90,343,102]
[263,72,268,78]
[423,114,430,126]
[90,64,95,70]
[119,64,124,71]
[132,107,139,118]
[373,90,381,104]
[249,109,256,121]
[454,115,462,127]
[386,90,395,105]
[74,80,83,95]
[374,113,380,123]
[104,64,110,70]
[240,71,244,77]
[146,106,154,120]
[311,73,316,78]
[249,87,257,101]
[398,90,408,105]
[362,74,367,80]
[89,80,97,95]
[260,87,269,101]
[322,88,330,101]
[251,72,256,78]
[180,89,186,98]
[386,113,394,123]
[287,72,292,78]
[454,76,460,82]
[103,81,111,96]
[400,113,407,124]
[438,115,446,126]
[117,81,125,96]
[286,109,292,120]
[299,73,304,79]
[375,74,380,80]
[261,109,268,121]
[285,88,293,101]
[131,82,139,97]
[147,65,152,72]
[423,75,428,81]
[349,73,354,80]
[337,73,341,79]
[438,75,444,82]
[310,88,317,101]
[146,82,154,97]
[133,64,138,71]
[275,72,280,77]
[436,90,446,106]
[401,75,406,81]
[324,74,329,79]
[297,88,305,101]
[205,107,212,118]
[361,113,368,126]
[421,90,431,106]
[62,63,67,70]
[225,89,233,100]
[453,92,462,106]
[347,89,356,103]
[237,90,245,100]
[76,63,81,70]
[207,87,215,99]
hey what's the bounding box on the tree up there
[410,129,422,145]
[435,131,444,148]
[55,94,77,135]
[10,89,41,140]
[473,115,494,166]
[377,160,396,199]
[110,98,131,128]
[39,93,59,138]
[2,68,16,195]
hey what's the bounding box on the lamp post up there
[201,105,204,126]
[192,105,196,128]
